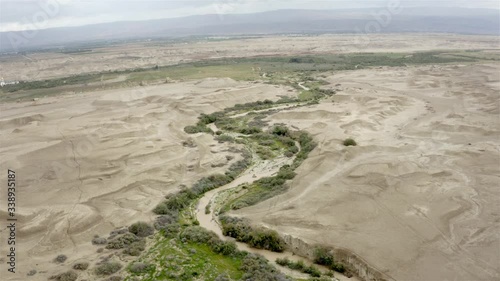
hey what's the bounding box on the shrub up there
[161,223,181,238]
[214,274,231,281]
[129,262,154,274]
[247,228,286,252]
[184,125,212,134]
[95,261,122,276]
[180,226,218,243]
[123,240,146,256]
[154,213,178,230]
[238,126,262,135]
[271,125,289,137]
[240,254,291,281]
[276,258,322,278]
[92,237,107,245]
[288,260,306,271]
[210,239,238,256]
[54,254,67,263]
[73,262,89,270]
[106,233,139,249]
[109,228,128,236]
[106,277,122,281]
[49,270,78,281]
[276,257,290,266]
[331,263,346,273]
[129,222,154,237]
[313,247,334,266]
[215,134,234,143]
[220,216,285,252]
[343,138,357,146]
[27,269,37,276]
[304,265,322,277]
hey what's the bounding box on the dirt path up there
[298,82,310,91]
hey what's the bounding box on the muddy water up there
[195,156,358,281]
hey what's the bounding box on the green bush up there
[314,247,334,266]
[271,125,289,137]
[73,262,89,270]
[240,254,291,281]
[95,261,122,276]
[129,262,154,274]
[154,213,178,230]
[92,237,107,245]
[275,258,322,278]
[180,226,218,243]
[128,222,154,237]
[54,254,67,263]
[276,257,290,266]
[184,125,213,134]
[106,233,139,249]
[220,216,285,252]
[343,138,357,146]
[49,270,78,281]
[210,238,238,256]
[123,240,146,256]
[160,223,181,238]
[215,134,234,143]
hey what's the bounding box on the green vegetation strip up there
[2,50,490,102]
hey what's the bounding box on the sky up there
[1,0,499,32]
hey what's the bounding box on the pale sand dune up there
[0,79,294,280]
[233,63,500,281]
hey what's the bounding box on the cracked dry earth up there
[233,63,500,281]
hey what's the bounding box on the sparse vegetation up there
[313,246,346,273]
[343,138,357,146]
[73,262,89,270]
[54,254,68,263]
[95,261,123,276]
[220,216,286,252]
[129,221,154,237]
[92,237,107,245]
[276,257,322,277]
[49,270,78,281]
[129,262,155,274]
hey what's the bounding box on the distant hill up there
[1,7,498,52]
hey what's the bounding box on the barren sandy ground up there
[0,34,499,281]
[1,34,499,81]
[0,78,294,280]
[234,63,500,280]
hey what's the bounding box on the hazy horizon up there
[1,0,499,32]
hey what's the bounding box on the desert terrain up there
[235,63,500,280]
[0,35,499,280]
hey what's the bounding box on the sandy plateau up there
[0,35,499,281]
[234,63,500,280]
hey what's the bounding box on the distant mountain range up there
[1,7,498,52]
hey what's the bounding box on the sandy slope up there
[233,63,500,280]
[0,78,294,280]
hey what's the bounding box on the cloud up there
[1,0,498,32]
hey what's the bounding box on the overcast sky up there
[1,0,499,32]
